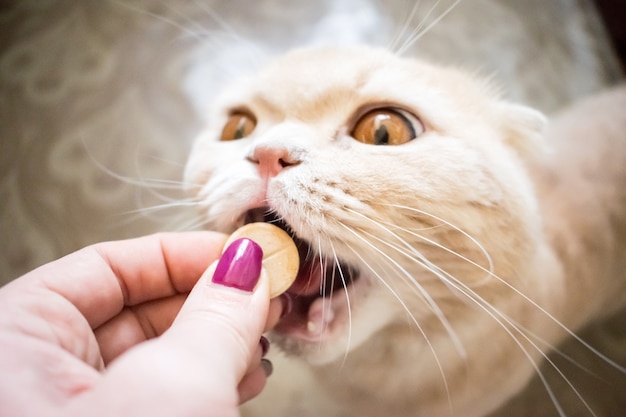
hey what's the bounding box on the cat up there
[184,46,626,417]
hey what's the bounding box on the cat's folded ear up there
[496,102,548,159]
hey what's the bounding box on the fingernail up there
[279,293,294,318]
[260,336,270,357]
[212,238,263,292]
[260,358,273,377]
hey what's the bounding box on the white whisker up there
[343,204,605,416]
[396,0,464,56]
[342,231,454,417]
[510,317,606,379]
[109,0,208,43]
[191,0,266,66]
[387,0,424,53]
[379,219,494,287]
[330,241,353,368]
[437,266,597,417]
[316,236,327,353]
[387,204,626,375]
[120,199,200,216]
[382,203,494,275]
[445,278,572,416]
[342,210,466,357]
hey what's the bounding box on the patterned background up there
[1,0,622,283]
[0,1,624,416]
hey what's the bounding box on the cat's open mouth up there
[243,207,360,341]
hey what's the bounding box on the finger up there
[165,264,270,377]
[94,295,186,364]
[94,269,288,364]
[238,341,272,403]
[238,363,270,403]
[19,232,228,329]
[163,238,271,384]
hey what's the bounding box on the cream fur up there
[184,47,626,417]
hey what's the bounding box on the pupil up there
[234,118,247,139]
[374,125,389,145]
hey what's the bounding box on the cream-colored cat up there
[185,46,626,417]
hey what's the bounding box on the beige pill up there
[224,222,299,298]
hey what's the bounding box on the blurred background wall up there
[1,0,622,283]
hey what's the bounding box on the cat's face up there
[185,46,546,365]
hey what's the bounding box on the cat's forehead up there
[258,47,384,89]
[217,46,497,124]
[246,47,390,120]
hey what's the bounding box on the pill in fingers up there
[224,222,299,298]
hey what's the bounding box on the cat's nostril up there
[251,144,300,177]
[278,158,295,168]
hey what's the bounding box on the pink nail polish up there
[212,238,263,292]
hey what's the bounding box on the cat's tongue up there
[277,237,356,339]
[279,258,338,339]
[286,239,355,297]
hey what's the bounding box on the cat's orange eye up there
[220,111,257,141]
[351,108,423,145]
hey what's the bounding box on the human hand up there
[0,232,286,417]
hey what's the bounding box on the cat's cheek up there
[264,173,321,226]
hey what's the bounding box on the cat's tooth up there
[307,302,335,336]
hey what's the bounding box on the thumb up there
[171,237,270,366]
[165,237,271,392]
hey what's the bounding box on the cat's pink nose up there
[250,145,300,177]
